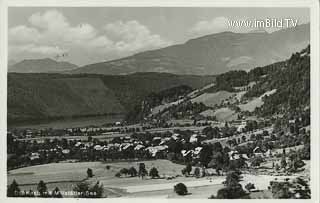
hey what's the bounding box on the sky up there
[8,7,310,66]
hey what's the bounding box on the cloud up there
[10,44,67,55]
[104,20,171,52]
[9,25,41,43]
[190,16,230,35]
[9,10,170,64]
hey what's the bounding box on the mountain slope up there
[9,58,78,73]
[144,45,310,122]
[70,23,309,75]
[7,72,215,124]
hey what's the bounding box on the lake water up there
[8,115,124,130]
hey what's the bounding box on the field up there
[238,89,277,112]
[7,156,310,198]
[212,107,238,121]
[8,160,186,197]
[7,159,228,198]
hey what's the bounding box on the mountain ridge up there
[69,23,309,75]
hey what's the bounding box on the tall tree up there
[7,180,20,197]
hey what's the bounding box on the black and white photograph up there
[1,0,319,201]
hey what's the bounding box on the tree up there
[241,135,246,143]
[208,151,228,175]
[251,156,264,168]
[52,187,63,198]
[138,163,148,178]
[174,183,188,195]
[87,168,93,178]
[216,185,248,199]
[128,167,138,177]
[182,163,192,176]
[89,181,104,198]
[270,181,291,198]
[224,171,242,188]
[74,182,90,198]
[281,157,287,169]
[37,180,48,197]
[7,180,20,197]
[199,144,213,167]
[194,167,201,178]
[149,167,160,178]
[215,171,248,199]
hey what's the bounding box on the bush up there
[120,168,129,176]
[245,183,255,191]
[174,183,188,195]
[115,172,121,177]
[128,167,138,177]
[216,185,248,199]
[149,167,160,178]
[87,168,93,178]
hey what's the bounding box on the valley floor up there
[8,158,310,199]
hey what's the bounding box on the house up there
[181,150,193,157]
[62,149,70,154]
[189,134,199,143]
[134,144,145,151]
[193,147,202,156]
[29,152,40,161]
[94,145,103,151]
[171,133,180,140]
[146,145,168,157]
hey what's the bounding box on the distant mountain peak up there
[9,58,78,73]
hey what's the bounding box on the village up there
[7,114,310,198]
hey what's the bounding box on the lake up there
[8,115,124,130]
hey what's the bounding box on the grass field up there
[212,107,238,121]
[238,89,277,112]
[8,158,308,198]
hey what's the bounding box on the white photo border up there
[0,1,319,203]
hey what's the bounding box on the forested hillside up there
[248,45,310,116]
[205,45,310,117]
[7,72,215,124]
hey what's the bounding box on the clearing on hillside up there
[238,89,277,112]
[191,91,234,107]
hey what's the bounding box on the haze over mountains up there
[70,23,309,75]
[8,58,78,73]
[8,23,309,75]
